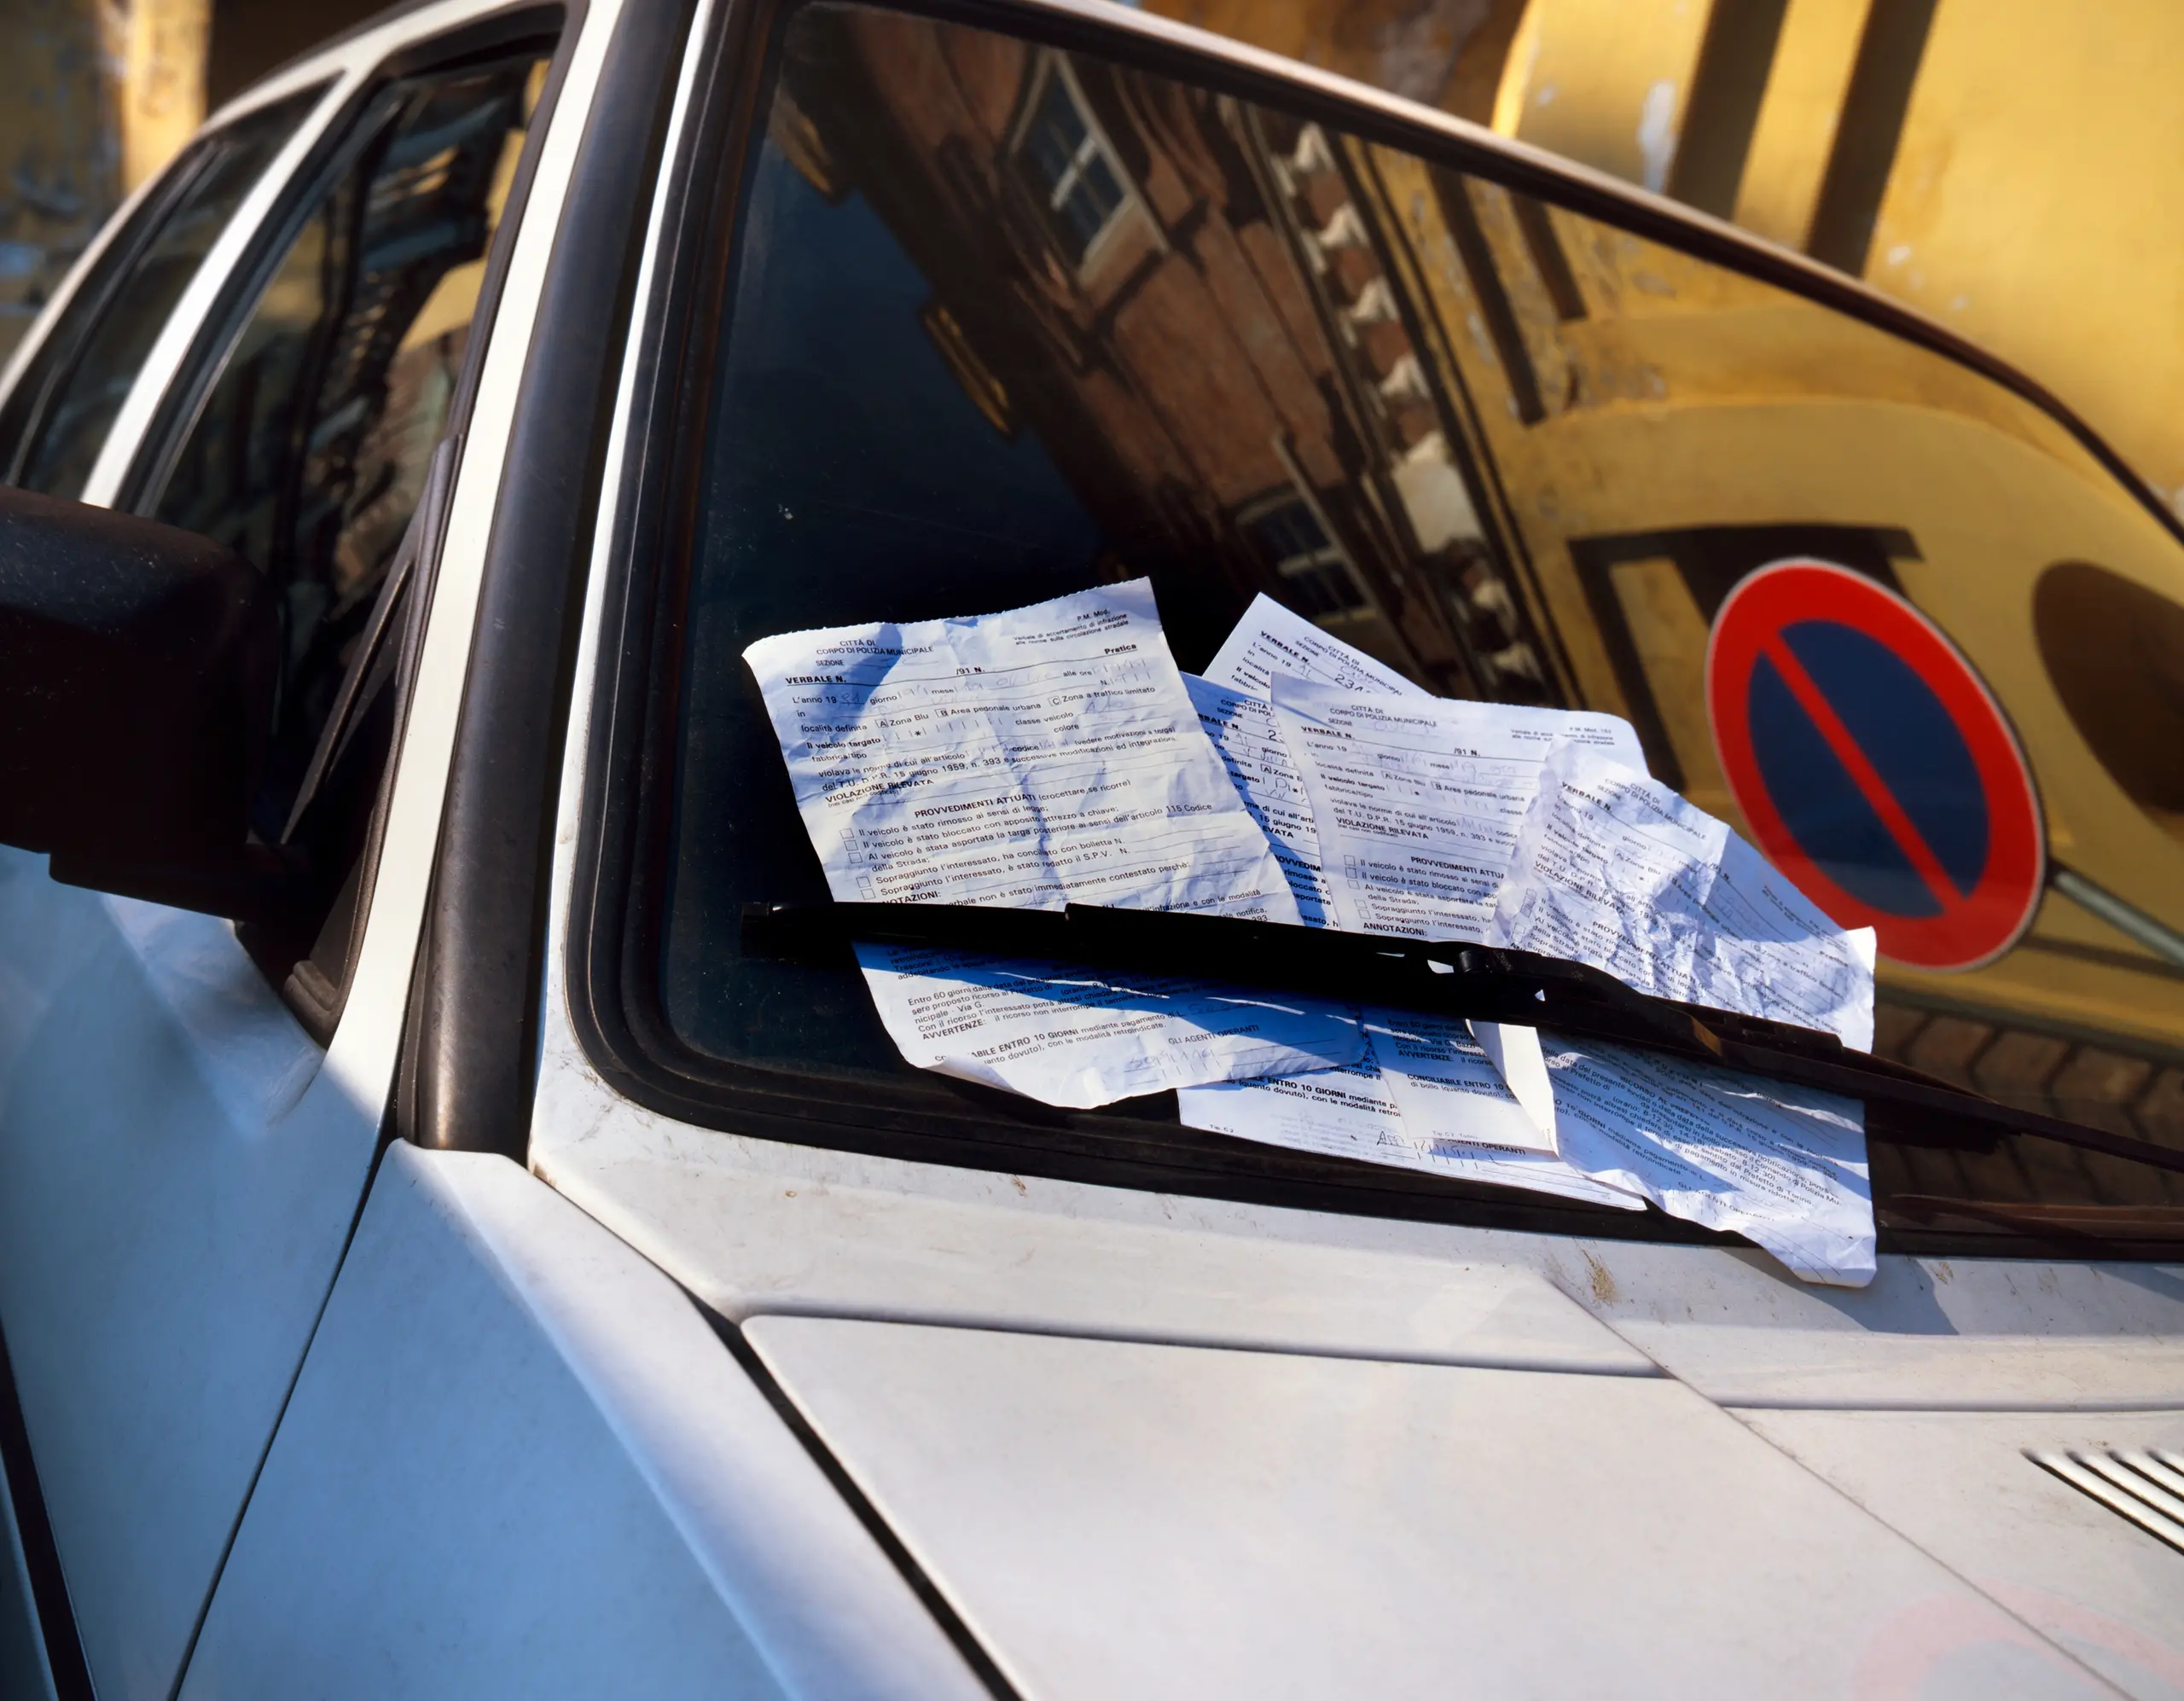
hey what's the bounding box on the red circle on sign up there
[1705,558,2044,972]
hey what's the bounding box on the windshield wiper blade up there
[742,898,2184,1180]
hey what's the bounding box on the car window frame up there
[89,3,587,1045]
[0,98,233,441]
[0,82,340,498]
[287,3,588,1047]
[63,77,351,510]
[69,2,596,516]
[116,9,571,521]
[0,134,222,485]
[563,0,2184,1261]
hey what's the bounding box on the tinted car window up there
[148,51,549,839]
[0,85,324,500]
[637,3,2184,1242]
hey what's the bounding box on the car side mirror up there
[0,485,285,918]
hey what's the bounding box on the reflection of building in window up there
[1012,58,1129,264]
[778,10,1520,697]
[1240,492,1368,618]
[920,299,1013,435]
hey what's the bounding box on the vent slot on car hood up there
[2029,1448,2184,1553]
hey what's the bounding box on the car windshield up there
[641,0,2184,1251]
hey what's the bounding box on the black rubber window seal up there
[399,0,703,1155]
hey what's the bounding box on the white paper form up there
[746,582,1362,1108]
[744,579,1303,921]
[1542,1045,1873,1284]
[1273,676,1647,943]
[1490,743,1879,1285]
[1179,1031,1642,1210]
[1184,673,1332,926]
[1192,618,1620,1191]
[1202,593,1430,700]
[859,944,1364,1109]
[1367,1007,1555,1154]
[1491,741,1876,1049]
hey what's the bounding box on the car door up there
[0,4,592,1695]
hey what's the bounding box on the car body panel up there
[71,75,347,511]
[528,161,2184,1655]
[530,1094,1660,1375]
[0,867,353,1699]
[1574,1257,2184,1411]
[743,1313,2122,1700]
[0,0,629,1686]
[520,4,2182,1675]
[531,1088,2184,1412]
[0,1437,55,1701]
[530,1030,2184,1689]
[1742,1407,2184,1701]
[181,1145,985,1699]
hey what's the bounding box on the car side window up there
[144,53,549,837]
[113,46,554,1029]
[0,85,325,501]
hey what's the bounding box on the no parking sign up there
[1705,559,2044,972]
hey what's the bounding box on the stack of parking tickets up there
[1178,595,1879,1286]
[743,581,1363,1106]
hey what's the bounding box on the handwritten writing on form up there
[1273,675,1647,942]
[1201,592,1428,700]
[1185,673,1331,926]
[1180,1030,1641,1209]
[746,582,1361,1106]
[1494,743,1879,1285]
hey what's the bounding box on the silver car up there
[0,0,2180,1694]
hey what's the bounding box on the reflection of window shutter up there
[1391,432,1484,555]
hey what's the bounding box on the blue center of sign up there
[1745,619,1988,919]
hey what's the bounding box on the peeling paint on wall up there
[1490,0,1708,194]
[1635,78,1678,192]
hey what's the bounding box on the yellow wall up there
[1490,0,2184,514]
[114,0,211,194]
[1731,0,1866,248]
[1491,0,1709,194]
[1145,0,1531,117]
[1868,0,2184,514]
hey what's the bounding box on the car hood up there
[531,1071,2184,1697]
[744,1314,2169,1700]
